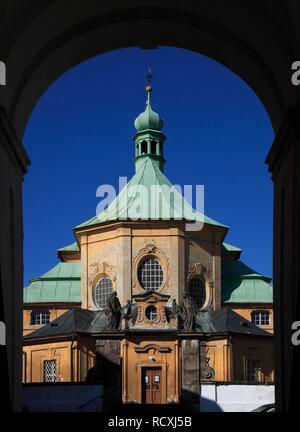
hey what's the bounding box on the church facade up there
[23,82,274,406]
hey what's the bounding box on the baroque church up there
[23,79,274,406]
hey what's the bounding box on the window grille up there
[251,311,270,326]
[44,360,57,383]
[145,305,158,321]
[189,277,206,308]
[247,359,261,382]
[31,310,50,325]
[95,277,113,309]
[138,257,163,291]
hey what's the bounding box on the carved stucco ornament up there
[89,261,117,285]
[186,263,214,309]
[200,346,215,381]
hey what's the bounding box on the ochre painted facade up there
[229,304,274,333]
[23,307,78,336]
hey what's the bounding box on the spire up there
[133,69,166,172]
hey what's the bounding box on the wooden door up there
[142,367,162,404]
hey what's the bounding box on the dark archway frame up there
[0,1,299,412]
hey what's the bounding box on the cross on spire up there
[146,68,152,84]
[146,68,152,93]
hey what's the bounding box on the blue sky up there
[23,47,274,285]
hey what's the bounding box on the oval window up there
[188,276,206,309]
[95,277,113,309]
[145,305,158,321]
[138,256,163,291]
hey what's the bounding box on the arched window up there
[138,256,163,291]
[251,311,270,326]
[95,277,113,309]
[31,310,50,325]
[188,276,206,309]
[151,140,156,154]
[141,140,147,154]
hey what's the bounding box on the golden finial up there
[146,68,152,92]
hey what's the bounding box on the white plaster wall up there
[200,384,275,412]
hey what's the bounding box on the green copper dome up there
[134,87,164,132]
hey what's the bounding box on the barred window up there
[95,277,113,309]
[44,360,57,383]
[31,310,50,325]
[145,305,158,321]
[188,277,206,309]
[247,359,261,382]
[138,256,163,291]
[251,311,270,326]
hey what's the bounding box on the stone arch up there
[1,0,300,412]
[1,2,298,138]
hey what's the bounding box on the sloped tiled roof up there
[24,306,271,340]
[76,156,227,229]
[221,260,272,303]
[24,308,107,339]
[57,242,79,252]
[23,262,81,303]
[195,308,271,336]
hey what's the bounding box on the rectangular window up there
[44,360,57,382]
[252,311,270,326]
[247,359,261,382]
[31,310,50,325]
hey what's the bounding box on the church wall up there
[121,337,179,404]
[23,338,95,384]
[23,341,73,383]
[227,304,274,333]
[80,224,189,309]
[203,338,232,382]
[231,335,274,383]
[76,336,96,382]
[79,222,226,312]
[23,307,74,336]
[131,227,185,303]
[187,228,222,310]
[81,229,121,308]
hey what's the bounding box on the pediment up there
[133,291,170,303]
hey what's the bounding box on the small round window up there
[145,305,158,321]
[138,256,163,291]
[95,277,113,309]
[189,276,206,309]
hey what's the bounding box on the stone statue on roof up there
[105,291,121,330]
[181,294,197,331]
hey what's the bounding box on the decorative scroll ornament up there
[200,346,215,381]
[187,263,212,281]
[186,263,214,309]
[89,261,116,284]
[144,242,158,254]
